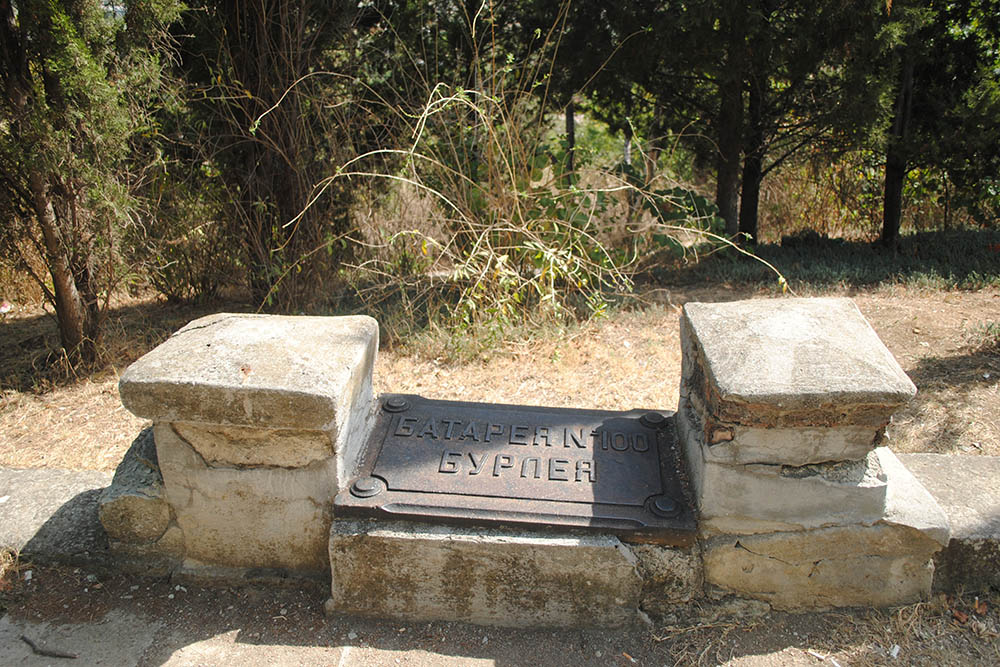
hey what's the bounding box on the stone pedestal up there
[677,297,949,609]
[104,313,378,577]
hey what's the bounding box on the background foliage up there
[2,0,998,360]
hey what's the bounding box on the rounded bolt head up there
[640,412,667,429]
[651,495,680,518]
[350,476,386,498]
[384,397,409,413]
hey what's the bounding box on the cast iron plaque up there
[335,394,696,544]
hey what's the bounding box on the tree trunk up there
[564,101,575,186]
[28,172,91,358]
[716,78,743,238]
[645,146,661,188]
[738,74,764,245]
[881,52,915,251]
[623,124,633,167]
[715,9,745,238]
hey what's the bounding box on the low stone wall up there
[100,299,952,624]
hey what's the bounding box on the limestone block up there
[690,440,889,532]
[681,298,915,433]
[328,520,643,628]
[155,423,332,573]
[878,448,950,547]
[119,314,377,477]
[702,522,940,609]
[172,422,333,468]
[900,453,999,592]
[630,544,703,617]
[99,428,170,543]
[680,390,883,467]
[702,447,949,609]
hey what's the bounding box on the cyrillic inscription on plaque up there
[335,395,695,543]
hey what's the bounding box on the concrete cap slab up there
[682,298,916,425]
[119,313,378,430]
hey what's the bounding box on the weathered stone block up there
[119,313,377,487]
[630,544,703,617]
[901,453,1000,592]
[702,522,939,609]
[155,423,333,573]
[681,298,915,436]
[98,428,170,543]
[172,422,333,468]
[702,447,949,609]
[328,520,643,628]
[679,388,885,468]
[682,389,883,467]
[686,430,889,533]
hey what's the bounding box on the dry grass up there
[647,592,1000,666]
[374,300,685,413]
[852,289,1000,456]
[0,372,146,470]
[0,548,19,585]
[0,285,998,471]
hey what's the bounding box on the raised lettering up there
[633,432,649,452]
[520,457,542,479]
[493,454,515,476]
[533,426,550,446]
[575,459,596,482]
[394,416,420,437]
[438,450,462,473]
[460,421,481,442]
[611,432,629,451]
[485,423,504,442]
[565,427,586,449]
[510,424,530,445]
[548,458,570,481]
[468,453,488,475]
[442,419,461,439]
[418,418,440,440]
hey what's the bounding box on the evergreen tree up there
[0,0,181,360]
[880,0,1000,249]
[575,1,889,242]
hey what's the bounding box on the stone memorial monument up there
[99,297,949,627]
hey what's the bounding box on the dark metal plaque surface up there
[335,394,696,544]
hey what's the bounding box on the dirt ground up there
[1,284,996,470]
[0,564,998,666]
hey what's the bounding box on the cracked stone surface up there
[684,435,889,533]
[329,520,644,628]
[681,390,885,467]
[155,423,334,573]
[172,422,335,469]
[702,522,940,609]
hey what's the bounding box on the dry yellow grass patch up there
[375,304,685,413]
[0,370,146,470]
